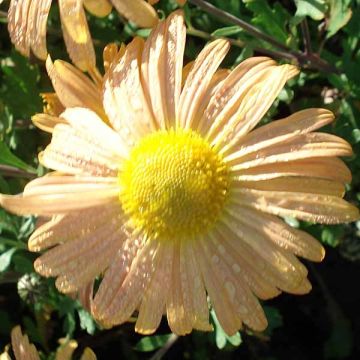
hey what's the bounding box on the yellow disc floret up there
[119,129,230,240]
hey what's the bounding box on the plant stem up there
[300,18,312,54]
[188,0,291,53]
[187,27,297,62]
[187,0,340,74]
[150,334,179,360]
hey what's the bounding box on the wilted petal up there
[58,0,96,71]
[46,57,106,120]
[83,0,112,17]
[111,0,158,28]
[11,326,40,360]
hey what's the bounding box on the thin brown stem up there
[149,334,179,360]
[300,19,312,54]
[187,0,340,74]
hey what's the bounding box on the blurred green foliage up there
[0,0,360,359]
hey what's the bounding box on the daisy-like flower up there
[1,326,96,360]
[1,11,359,336]
[7,0,158,72]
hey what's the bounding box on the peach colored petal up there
[40,123,121,176]
[77,281,94,313]
[58,0,96,72]
[232,188,360,224]
[34,209,124,291]
[93,239,159,326]
[60,107,129,159]
[166,241,192,334]
[26,0,52,59]
[195,236,268,334]
[31,113,67,133]
[233,157,352,183]
[135,242,174,334]
[46,57,105,120]
[203,57,276,138]
[212,64,299,153]
[228,204,325,261]
[83,0,112,17]
[0,177,119,216]
[104,37,157,145]
[230,133,353,171]
[141,11,186,129]
[192,238,242,335]
[235,177,345,197]
[28,203,120,251]
[110,0,158,28]
[178,39,230,130]
[8,0,32,57]
[211,227,281,300]
[205,234,268,331]
[226,108,335,161]
[216,221,309,294]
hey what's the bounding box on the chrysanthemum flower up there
[1,11,359,336]
[1,326,96,360]
[7,0,158,71]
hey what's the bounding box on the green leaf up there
[326,0,352,38]
[263,306,283,336]
[243,0,291,44]
[293,0,328,24]
[0,248,17,272]
[134,334,173,352]
[0,141,36,173]
[321,226,344,247]
[78,308,96,335]
[211,25,242,37]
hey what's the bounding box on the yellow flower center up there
[119,129,230,240]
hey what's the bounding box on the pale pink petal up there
[103,37,157,145]
[111,0,158,28]
[92,239,159,326]
[234,157,351,183]
[46,57,105,120]
[141,11,186,129]
[58,0,96,72]
[235,177,345,197]
[177,39,230,130]
[227,108,335,160]
[231,188,359,224]
[229,133,353,171]
[0,176,119,216]
[135,242,174,334]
